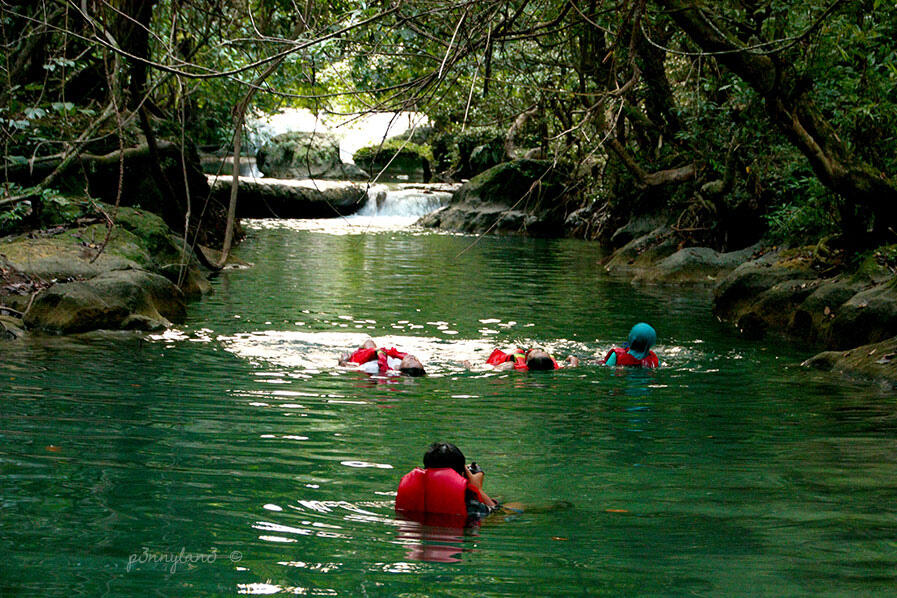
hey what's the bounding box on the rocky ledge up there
[417,159,576,236]
[207,175,378,218]
[605,225,897,387]
[0,205,219,338]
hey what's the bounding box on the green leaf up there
[51,102,75,114]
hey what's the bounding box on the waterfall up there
[354,185,454,219]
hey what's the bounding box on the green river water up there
[2,215,896,597]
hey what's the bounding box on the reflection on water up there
[2,218,897,596]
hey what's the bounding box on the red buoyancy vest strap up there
[486,348,513,365]
[348,347,377,364]
[395,467,470,516]
[604,347,659,368]
[348,346,408,373]
[486,348,559,371]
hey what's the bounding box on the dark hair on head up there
[423,442,465,476]
[400,366,426,377]
[526,353,555,371]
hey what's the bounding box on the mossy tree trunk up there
[656,0,897,245]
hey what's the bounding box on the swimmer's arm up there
[604,352,617,366]
[465,467,497,508]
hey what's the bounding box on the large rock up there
[603,226,678,275]
[0,208,210,298]
[609,214,668,248]
[256,131,369,180]
[713,250,815,320]
[711,247,897,349]
[353,142,431,183]
[417,159,572,236]
[1,205,210,335]
[24,269,185,334]
[641,246,759,284]
[0,226,153,280]
[0,314,26,340]
[803,336,897,388]
[826,283,897,348]
[207,175,373,218]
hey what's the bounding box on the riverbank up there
[418,160,897,388]
[0,203,231,339]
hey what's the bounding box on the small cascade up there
[354,185,455,219]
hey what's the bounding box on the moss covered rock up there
[711,246,897,349]
[353,139,431,182]
[1,203,210,335]
[24,269,185,334]
[803,336,897,388]
[416,159,572,236]
[257,131,368,180]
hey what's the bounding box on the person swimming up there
[395,442,497,525]
[603,323,659,368]
[467,347,579,371]
[339,339,426,376]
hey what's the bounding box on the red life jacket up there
[396,467,484,516]
[604,347,659,368]
[347,346,408,373]
[485,348,560,371]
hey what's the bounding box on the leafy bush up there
[764,187,840,245]
[352,139,432,166]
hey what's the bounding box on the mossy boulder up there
[711,246,897,349]
[1,204,210,335]
[416,159,573,236]
[628,245,759,284]
[826,285,897,348]
[256,131,368,180]
[24,269,185,334]
[1,206,210,298]
[603,227,678,275]
[353,139,432,182]
[0,314,26,340]
[0,225,154,280]
[713,250,816,321]
[803,336,897,388]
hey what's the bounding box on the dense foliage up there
[2,1,896,251]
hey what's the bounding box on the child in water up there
[603,322,659,368]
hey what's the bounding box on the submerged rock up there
[803,336,897,388]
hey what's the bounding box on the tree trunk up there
[109,0,157,109]
[656,0,897,242]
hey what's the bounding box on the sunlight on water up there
[2,212,897,597]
